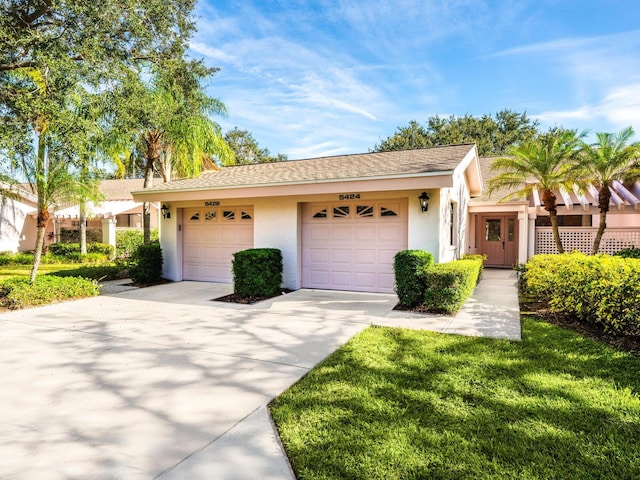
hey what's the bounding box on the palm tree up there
[109,59,233,244]
[488,130,585,254]
[578,127,640,254]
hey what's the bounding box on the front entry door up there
[480,215,518,267]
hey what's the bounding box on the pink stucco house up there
[132,144,640,293]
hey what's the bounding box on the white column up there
[102,218,117,247]
[527,214,536,259]
[517,210,528,264]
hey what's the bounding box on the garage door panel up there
[353,272,376,289]
[310,270,330,286]
[331,249,352,263]
[378,225,405,242]
[331,226,353,242]
[331,271,352,288]
[354,249,377,264]
[307,225,330,241]
[302,199,407,293]
[354,226,377,241]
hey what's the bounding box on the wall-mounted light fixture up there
[418,192,430,212]
[161,204,171,219]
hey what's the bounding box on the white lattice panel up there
[535,228,640,254]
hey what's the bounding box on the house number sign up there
[339,193,361,200]
[204,201,220,206]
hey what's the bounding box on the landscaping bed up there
[214,288,293,305]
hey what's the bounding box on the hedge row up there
[0,276,100,309]
[394,251,483,314]
[522,253,640,335]
[423,258,483,314]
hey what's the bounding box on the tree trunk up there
[142,130,162,245]
[592,185,611,254]
[80,201,87,255]
[29,210,49,284]
[541,189,564,254]
[30,125,47,284]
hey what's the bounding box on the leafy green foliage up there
[615,247,640,259]
[271,323,640,480]
[578,127,640,253]
[224,127,288,164]
[0,276,100,309]
[488,129,585,254]
[372,110,539,156]
[423,258,482,313]
[393,250,434,307]
[116,229,158,264]
[48,242,114,257]
[129,242,163,284]
[522,253,640,335]
[48,264,124,281]
[232,248,283,298]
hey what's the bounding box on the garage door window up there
[333,206,350,218]
[380,206,398,217]
[205,210,216,221]
[357,205,374,217]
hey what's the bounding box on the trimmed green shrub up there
[393,250,434,307]
[423,258,483,314]
[0,276,100,309]
[116,229,158,263]
[522,253,640,335]
[129,242,163,284]
[48,264,124,281]
[233,248,282,298]
[49,242,115,259]
[614,247,640,259]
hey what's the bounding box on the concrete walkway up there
[0,269,520,479]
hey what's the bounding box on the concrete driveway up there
[0,282,397,479]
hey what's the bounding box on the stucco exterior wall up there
[407,189,441,260]
[159,205,181,281]
[254,197,301,290]
[0,199,29,253]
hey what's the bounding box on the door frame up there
[477,214,518,267]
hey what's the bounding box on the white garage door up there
[302,199,407,293]
[183,207,253,282]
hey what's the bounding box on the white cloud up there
[535,83,640,131]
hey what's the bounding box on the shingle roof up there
[477,156,518,202]
[99,179,146,200]
[135,144,476,194]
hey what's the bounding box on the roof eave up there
[131,170,456,200]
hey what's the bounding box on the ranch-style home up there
[0,179,158,252]
[131,144,640,294]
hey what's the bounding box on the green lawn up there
[271,318,640,480]
[0,263,123,281]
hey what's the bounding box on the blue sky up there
[190,0,640,159]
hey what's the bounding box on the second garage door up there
[302,199,407,293]
[183,206,253,282]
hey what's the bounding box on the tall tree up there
[1,0,198,279]
[110,59,232,244]
[224,128,288,164]
[372,110,539,156]
[488,130,585,254]
[578,127,640,254]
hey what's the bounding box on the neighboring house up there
[0,184,38,253]
[133,145,482,293]
[468,157,640,267]
[53,179,159,247]
[1,179,159,252]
